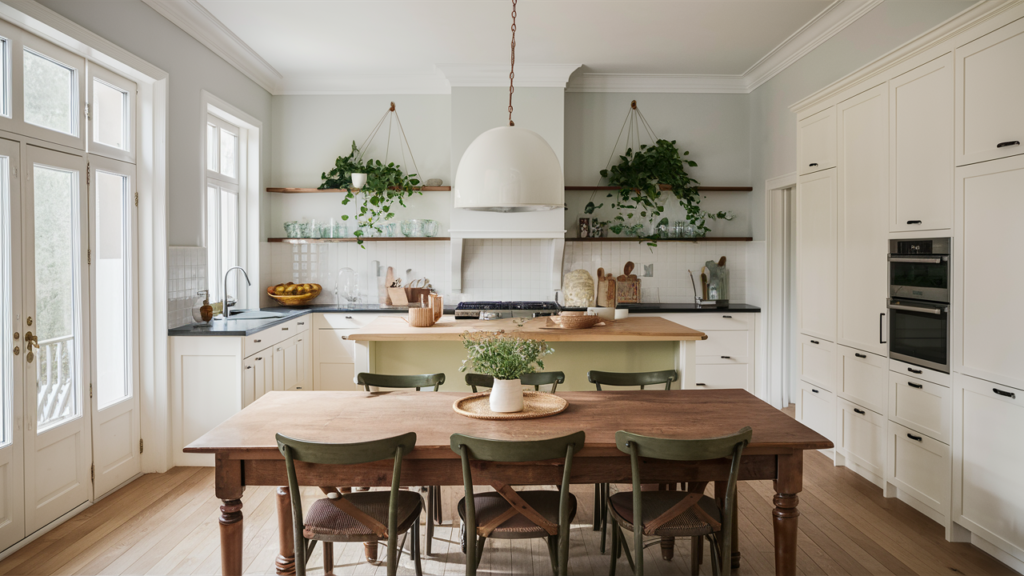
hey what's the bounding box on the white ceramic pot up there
[489,379,524,413]
[351,173,368,189]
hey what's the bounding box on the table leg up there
[219,499,244,576]
[773,452,803,576]
[276,487,296,576]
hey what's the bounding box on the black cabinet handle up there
[345,316,354,319]
[245,365,252,370]
[811,389,820,394]
[298,322,305,326]
[254,339,262,343]
[854,408,866,415]
[993,388,1016,399]
[722,315,733,319]
[810,340,819,345]
[855,352,867,359]
[906,220,922,225]
[282,327,289,331]
[696,383,707,387]
[908,382,923,389]
[255,357,263,361]
[721,356,732,359]
[809,162,819,167]
[997,140,1020,148]
[907,433,923,442]
[880,313,886,344]
[908,367,922,374]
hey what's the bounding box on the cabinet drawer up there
[695,330,748,360]
[663,313,751,332]
[956,16,1024,166]
[889,372,950,444]
[798,107,837,175]
[837,398,886,481]
[889,358,950,387]
[838,346,887,415]
[798,381,836,443]
[800,334,835,391]
[693,363,749,391]
[244,317,309,358]
[888,421,950,516]
[315,313,378,330]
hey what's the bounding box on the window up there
[0,37,9,118]
[205,114,242,307]
[88,64,135,162]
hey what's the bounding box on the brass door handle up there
[25,332,39,349]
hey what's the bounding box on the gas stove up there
[454,301,561,320]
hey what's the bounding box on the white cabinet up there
[887,420,950,519]
[956,16,1024,166]
[889,53,954,232]
[313,313,379,391]
[836,397,886,485]
[888,372,950,444]
[798,380,835,444]
[953,373,1024,559]
[273,331,309,391]
[799,334,835,391]
[836,83,889,357]
[669,313,756,393]
[796,169,837,342]
[837,345,887,416]
[797,107,836,175]
[694,363,749,391]
[955,155,1024,390]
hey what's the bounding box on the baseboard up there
[0,500,92,562]
[892,486,947,526]
[841,456,885,489]
[971,533,1024,575]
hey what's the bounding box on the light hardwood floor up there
[0,407,1016,576]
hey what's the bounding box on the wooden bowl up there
[266,284,322,306]
[547,313,602,330]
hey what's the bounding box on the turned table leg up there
[220,499,244,576]
[276,487,296,576]
[773,451,803,576]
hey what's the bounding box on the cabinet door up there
[837,398,886,483]
[799,334,835,391]
[272,344,285,392]
[314,329,360,391]
[798,107,836,175]
[796,169,837,341]
[296,333,309,389]
[889,371,950,444]
[955,155,1024,389]
[693,363,750,391]
[888,421,950,517]
[953,373,1024,555]
[837,345,888,415]
[956,16,1024,166]
[798,381,836,443]
[243,360,256,408]
[253,353,269,401]
[282,337,300,390]
[837,84,889,357]
[890,53,953,232]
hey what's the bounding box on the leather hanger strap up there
[491,482,559,536]
[319,486,389,538]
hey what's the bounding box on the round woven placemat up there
[453,392,569,420]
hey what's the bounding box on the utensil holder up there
[408,307,436,327]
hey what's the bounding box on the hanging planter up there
[318,102,422,246]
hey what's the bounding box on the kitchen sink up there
[223,310,289,320]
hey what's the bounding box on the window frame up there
[203,112,245,308]
[87,64,135,163]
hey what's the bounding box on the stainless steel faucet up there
[223,266,251,318]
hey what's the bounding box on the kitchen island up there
[348,315,707,389]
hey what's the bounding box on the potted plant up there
[459,331,554,413]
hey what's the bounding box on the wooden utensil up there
[388,287,409,306]
[384,267,395,305]
[616,261,640,303]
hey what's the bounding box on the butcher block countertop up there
[347,315,707,342]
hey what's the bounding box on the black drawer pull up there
[811,389,820,394]
[255,357,263,361]
[855,352,867,359]
[345,316,354,319]
[254,339,261,343]
[908,367,922,374]
[906,220,922,225]
[696,383,707,387]
[298,322,305,325]
[996,140,1020,148]
[993,388,1016,399]
[908,382,923,389]
[810,340,819,345]
[282,327,289,331]
[854,408,866,415]
[907,433,923,442]
[721,356,732,359]
[722,315,733,319]
[809,162,819,167]
[245,366,252,370]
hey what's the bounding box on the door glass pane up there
[95,170,129,408]
[92,80,127,150]
[0,156,10,446]
[206,186,219,302]
[24,49,76,136]
[206,124,217,172]
[221,190,238,303]
[0,38,9,118]
[219,129,237,178]
[33,164,80,430]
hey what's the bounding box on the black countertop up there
[168,302,759,336]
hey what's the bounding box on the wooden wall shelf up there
[566,237,753,242]
[565,185,752,192]
[268,237,449,244]
[267,186,451,193]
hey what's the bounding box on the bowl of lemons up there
[267,282,322,305]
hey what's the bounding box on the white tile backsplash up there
[167,246,208,328]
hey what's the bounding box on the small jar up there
[421,219,439,237]
[404,219,424,237]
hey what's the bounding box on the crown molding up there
[142,0,282,94]
[438,63,581,88]
[276,73,452,95]
[566,73,748,94]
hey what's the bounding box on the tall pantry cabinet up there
[794,2,1024,568]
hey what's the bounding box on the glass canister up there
[308,218,322,239]
[421,219,439,237]
[403,219,423,237]
[337,267,358,302]
[321,218,339,239]
[382,222,398,237]
[284,221,301,239]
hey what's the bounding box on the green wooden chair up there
[588,369,678,553]
[450,431,586,576]
[356,372,446,555]
[465,371,565,393]
[607,427,752,576]
[276,432,423,576]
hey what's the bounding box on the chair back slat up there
[588,369,677,390]
[450,431,584,463]
[357,372,445,391]
[277,431,416,466]
[466,371,565,392]
[614,427,752,462]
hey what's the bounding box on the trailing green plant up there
[319,141,421,246]
[459,331,554,381]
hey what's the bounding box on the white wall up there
[38,0,274,248]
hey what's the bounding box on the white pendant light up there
[453,0,564,213]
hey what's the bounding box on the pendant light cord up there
[508,0,517,126]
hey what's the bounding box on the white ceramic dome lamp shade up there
[454,126,564,212]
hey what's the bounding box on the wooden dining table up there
[185,389,832,576]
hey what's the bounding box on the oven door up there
[889,255,950,302]
[887,299,950,373]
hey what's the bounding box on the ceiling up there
[161,0,883,94]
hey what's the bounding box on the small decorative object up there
[421,219,439,237]
[284,221,301,239]
[338,222,350,237]
[577,216,591,238]
[616,261,641,304]
[321,218,340,239]
[591,221,604,238]
[643,263,654,278]
[299,221,313,238]
[546,312,602,330]
[705,256,730,304]
[308,219,322,239]
[382,222,397,237]
[401,219,421,237]
[191,290,214,325]
[425,178,443,187]
[337,268,358,302]
[682,222,699,239]
[429,293,444,322]
[562,268,595,307]
[452,392,569,421]
[460,331,554,413]
[267,282,323,305]
[350,173,367,189]
[408,306,436,327]
[587,307,615,321]
[596,267,617,307]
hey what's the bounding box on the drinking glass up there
[421,219,439,237]
[403,219,423,237]
[382,222,398,237]
[308,218,322,239]
[284,221,301,239]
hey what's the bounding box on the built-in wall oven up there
[887,238,951,373]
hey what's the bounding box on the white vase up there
[489,379,524,413]
[351,173,367,189]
